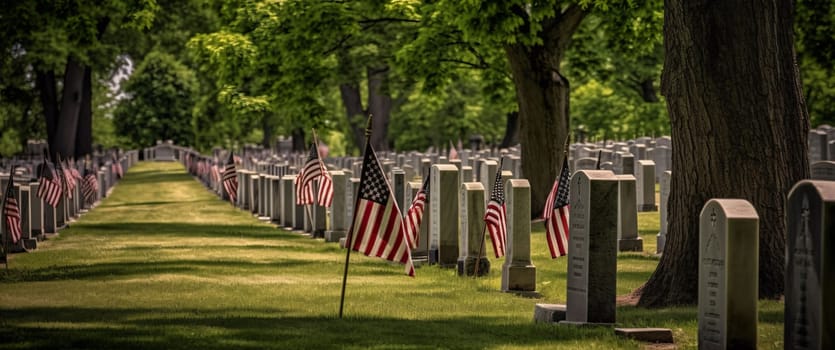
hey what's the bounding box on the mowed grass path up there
[0,162,783,349]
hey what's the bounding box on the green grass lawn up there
[0,162,783,349]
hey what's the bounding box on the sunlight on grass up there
[0,161,784,349]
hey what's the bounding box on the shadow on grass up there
[0,306,613,350]
[0,259,316,282]
[119,171,192,186]
[71,222,295,240]
[103,199,219,208]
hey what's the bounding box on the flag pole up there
[595,150,602,170]
[474,157,503,278]
[2,163,15,270]
[339,114,373,319]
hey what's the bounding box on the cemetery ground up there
[0,162,783,349]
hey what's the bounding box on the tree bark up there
[36,70,58,157]
[75,66,93,158]
[505,4,586,218]
[367,65,392,151]
[638,0,809,307]
[339,82,366,152]
[52,58,85,158]
[499,111,520,148]
[291,127,306,152]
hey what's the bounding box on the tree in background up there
[0,1,157,159]
[638,0,808,306]
[796,0,835,127]
[113,51,197,148]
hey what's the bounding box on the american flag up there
[484,165,507,258]
[543,157,571,258]
[348,142,414,277]
[210,163,221,184]
[448,140,459,160]
[112,155,123,179]
[4,174,22,244]
[295,141,334,207]
[403,177,428,249]
[222,152,238,204]
[82,168,99,203]
[54,160,72,199]
[37,161,62,208]
[64,160,78,194]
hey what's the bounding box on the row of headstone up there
[1,150,138,254]
[693,179,835,349]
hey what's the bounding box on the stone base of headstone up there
[613,328,674,343]
[338,237,347,249]
[501,264,536,292]
[21,238,38,250]
[324,230,346,243]
[638,204,658,212]
[656,233,666,255]
[412,256,428,267]
[534,304,566,323]
[558,320,614,327]
[312,229,325,239]
[258,216,270,221]
[618,237,643,252]
[456,257,490,277]
[428,249,439,265]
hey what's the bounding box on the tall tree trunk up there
[53,58,85,158]
[506,44,569,218]
[639,78,660,103]
[499,111,520,148]
[291,127,306,152]
[638,0,809,307]
[367,65,392,151]
[504,4,586,218]
[75,66,93,158]
[261,113,274,149]
[339,82,366,152]
[36,70,58,157]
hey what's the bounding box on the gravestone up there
[698,199,759,349]
[325,171,348,242]
[461,166,473,184]
[280,175,295,229]
[430,164,459,266]
[457,182,489,276]
[574,157,598,171]
[154,142,176,161]
[636,160,657,212]
[616,175,642,252]
[16,184,36,250]
[658,171,672,254]
[784,180,835,350]
[809,130,828,162]
[312,193,326,238]
[501,179,537,294]
[479,160,499,204]
[28,182,44,238]
[565,170,618,324]
[653,146,672,181]
[270,176,281,223]
[391,169,406,214]
[810,161,835,181]
[250,174,260,214]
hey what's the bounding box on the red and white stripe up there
[4,192,22,244]
[403,188,426,249]
[484,201,507,258]
[349,195,414,277]
[545,206,570,258]
[316,171,334,207]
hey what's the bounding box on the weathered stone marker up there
[785,180,835,350]
[325,171,347,243]
[430,164,459,266]
[457,182,489,276]
[565,170,618,324]
[280,175,295,229]
[616,175,642,252]
[698,199,758,349]
[501,179,537,294]
[636,160,657,212]
[810,161,835,181]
